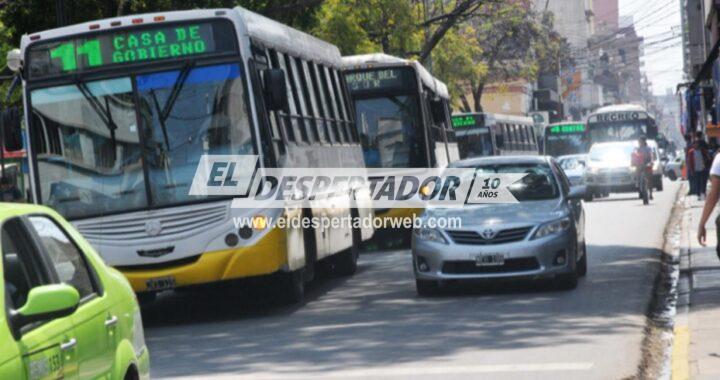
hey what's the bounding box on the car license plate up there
[475,253,505,267]
[146,276,176,291]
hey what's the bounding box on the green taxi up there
[0,203,149,379]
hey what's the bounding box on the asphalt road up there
[142,179,681,380]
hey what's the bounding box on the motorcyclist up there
[631,136,653,201]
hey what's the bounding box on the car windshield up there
[589,144,634,163]
[469,163,559,201]
[29,63,253,219]
[354,96,425,168]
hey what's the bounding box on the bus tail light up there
[89,24,100,30]
[153,16,165,22]
[132,18,143,24]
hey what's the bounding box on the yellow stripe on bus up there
[121,227,288,292]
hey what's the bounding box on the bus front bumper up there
[120,227,288,293]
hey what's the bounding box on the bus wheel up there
[332,225,361,277]
[136,292,156,306]
[279,270,305,304]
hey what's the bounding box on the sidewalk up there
[674,195,720,379]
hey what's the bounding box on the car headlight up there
[532,217,572,240]
[413,227,448,244]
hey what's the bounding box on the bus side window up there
[297,59,322,142]
[313,64,338,144]
[308,62,332,143]
[320,65,344,144]
[494,126,504,152]
[330,68,354,143]
[285,54,311,143]
[274,51,300,143]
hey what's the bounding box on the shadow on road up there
[144,241,660,378]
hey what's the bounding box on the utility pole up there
[55,0,65,27]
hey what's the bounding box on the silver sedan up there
[412,156,587,295]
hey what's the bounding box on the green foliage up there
[0,0,322,45]
[432,26,485,107]
[312,0,422,57]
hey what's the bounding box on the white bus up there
[452,112,539,159]
[2,7,374,302]
[341,54,458,238]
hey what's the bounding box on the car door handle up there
[60,338,77,351]
[105,315,118,327]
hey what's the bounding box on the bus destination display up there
[346,68,414,92]
[451,115,478,128]
[549,124,585,134]
[27,20,236,79]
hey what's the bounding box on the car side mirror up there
[262,69,288,112]
[3,105,23,152]
[567,185,587,200]
[11,284,79,336]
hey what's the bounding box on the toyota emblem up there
[480,228,498,240]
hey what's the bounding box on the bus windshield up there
[544,133,588,156]
[29,63,253,219]
[588,121,648,143]
[354,95,424,168]
[457,129,494,158]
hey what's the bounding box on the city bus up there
[585,104,662,191]
[2,7,374,302]
[586,104,657,144]
[543,122,589,157]
[342,53,457,239]
[451,112,539,159]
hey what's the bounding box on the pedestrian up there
[688,133,712,200]
[698,152,720,259]
[686,133,696,195]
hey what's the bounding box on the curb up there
[671,193,691,380]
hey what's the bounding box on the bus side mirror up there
[430,99,446,125]
[262,69,288,112]
[3,106,23,152]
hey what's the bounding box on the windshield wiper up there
[75,77,118,152]
[161,60,196,124]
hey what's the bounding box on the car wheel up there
[416,280,440,296]
[667,171,677,181]
[577,242,587,277]
[555,272,578,290]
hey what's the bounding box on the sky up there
[618,0,684,96]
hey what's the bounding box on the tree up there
[312,0,421,57]
[0,0,323,45]
[417,0,496,65]
[454,0,567,112]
